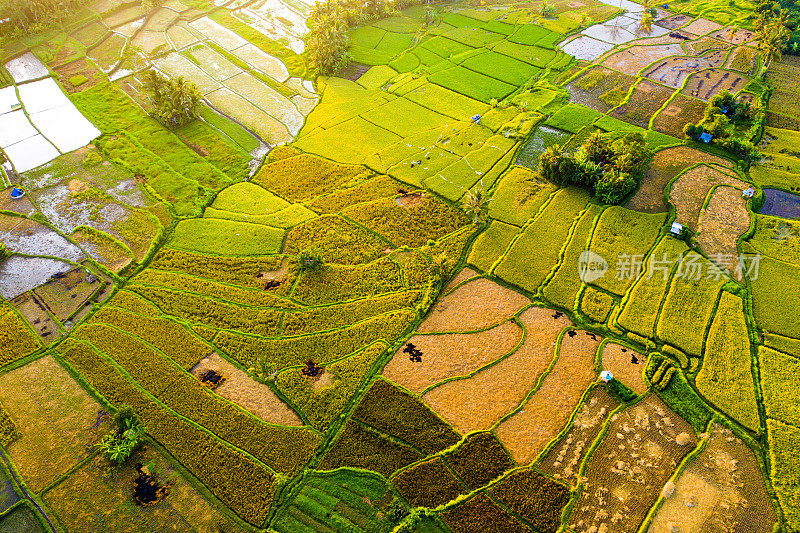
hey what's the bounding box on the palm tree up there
[726,25,739,42]
[462,183,491,224]
[757,21,789,76]
[638,11,654,35]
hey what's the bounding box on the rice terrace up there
[1,0,800,529]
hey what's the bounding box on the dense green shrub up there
[646,355,713,433]
[539,133,652,205]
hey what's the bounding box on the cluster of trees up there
[539,133,653,205]
[0,242,8,261]
[0,0,85,39]
[754,0,792,71]
[97,406,145,465]
[683,90,763,164]
[142,70,202,129]
[306,0,439,74]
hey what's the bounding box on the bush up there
[98,410,144,465]
[603,379,638,402]
[69,74,88,87]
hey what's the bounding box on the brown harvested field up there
[418,277,530,333]
[652,93,708,138]
[443,267,479,293]
[682,69,749,101]
[669,165,748,231]
[626,146,732,213]
[0,356,112,492]
[422,307,571,434]
[609,80,674,129]
[568,395,698,533]
[33,267,103,322]
[696,185,751,262]
[43,445,245,532]
[191,353,302,426]
[10,292,61,342]
[0,188,36,215]
[655,13,694,30]
[648,424,776,533]
[681,18,724,36]
[601,44,685,76]
[54,58,104,94]
[709,27,756,45]
[496,329,601,465]
[644,57,714,88]
[601,342,648,394]
[383,320,523,394]
[537,386,618,487]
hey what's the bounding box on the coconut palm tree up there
[462,183,491,224]
[757,21,789,76]
[638,11,654,35]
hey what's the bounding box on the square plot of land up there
[206,87,292,145]
[682,69,748,101]
[601,44,685,76]
[0,356,111,493]
[154,53,221,95]
[191,44,243,81]
[189,16,248,49]
[17,78,72,114]
[232,43,290,82]
[4,52,49,83]
[656,13,693,30]
[682,18,723,36]
[29,105,101,154]
[4,135,60,173]
[0,110,38,148]
[0,86,20,114]
[225,72,304,134]
[560,35,615,61]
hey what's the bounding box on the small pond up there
[760,189,800,220]
[515,126,571,169]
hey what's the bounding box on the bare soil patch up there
[626,146,733,213]
[191,352,302,426]
[709,27,756,45]
[418,277,530,333]
[656,13,694,30]
[537,387,619,486]
[601,44,685,76]
[682,69,748,101]
[0,356,112,492]
[33,267,103,322]
[669,164,748,231]
[601,343,648,394]
[648,424,776,533]
[383,320,523,394]
[54,58,104,94]
[644,56,713,88]
[496,330,601,465]
[422,306,571,434]
[0,188,36,215]
[568,395,697,533]
[696,185,751,262]
[682,18,724,36]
